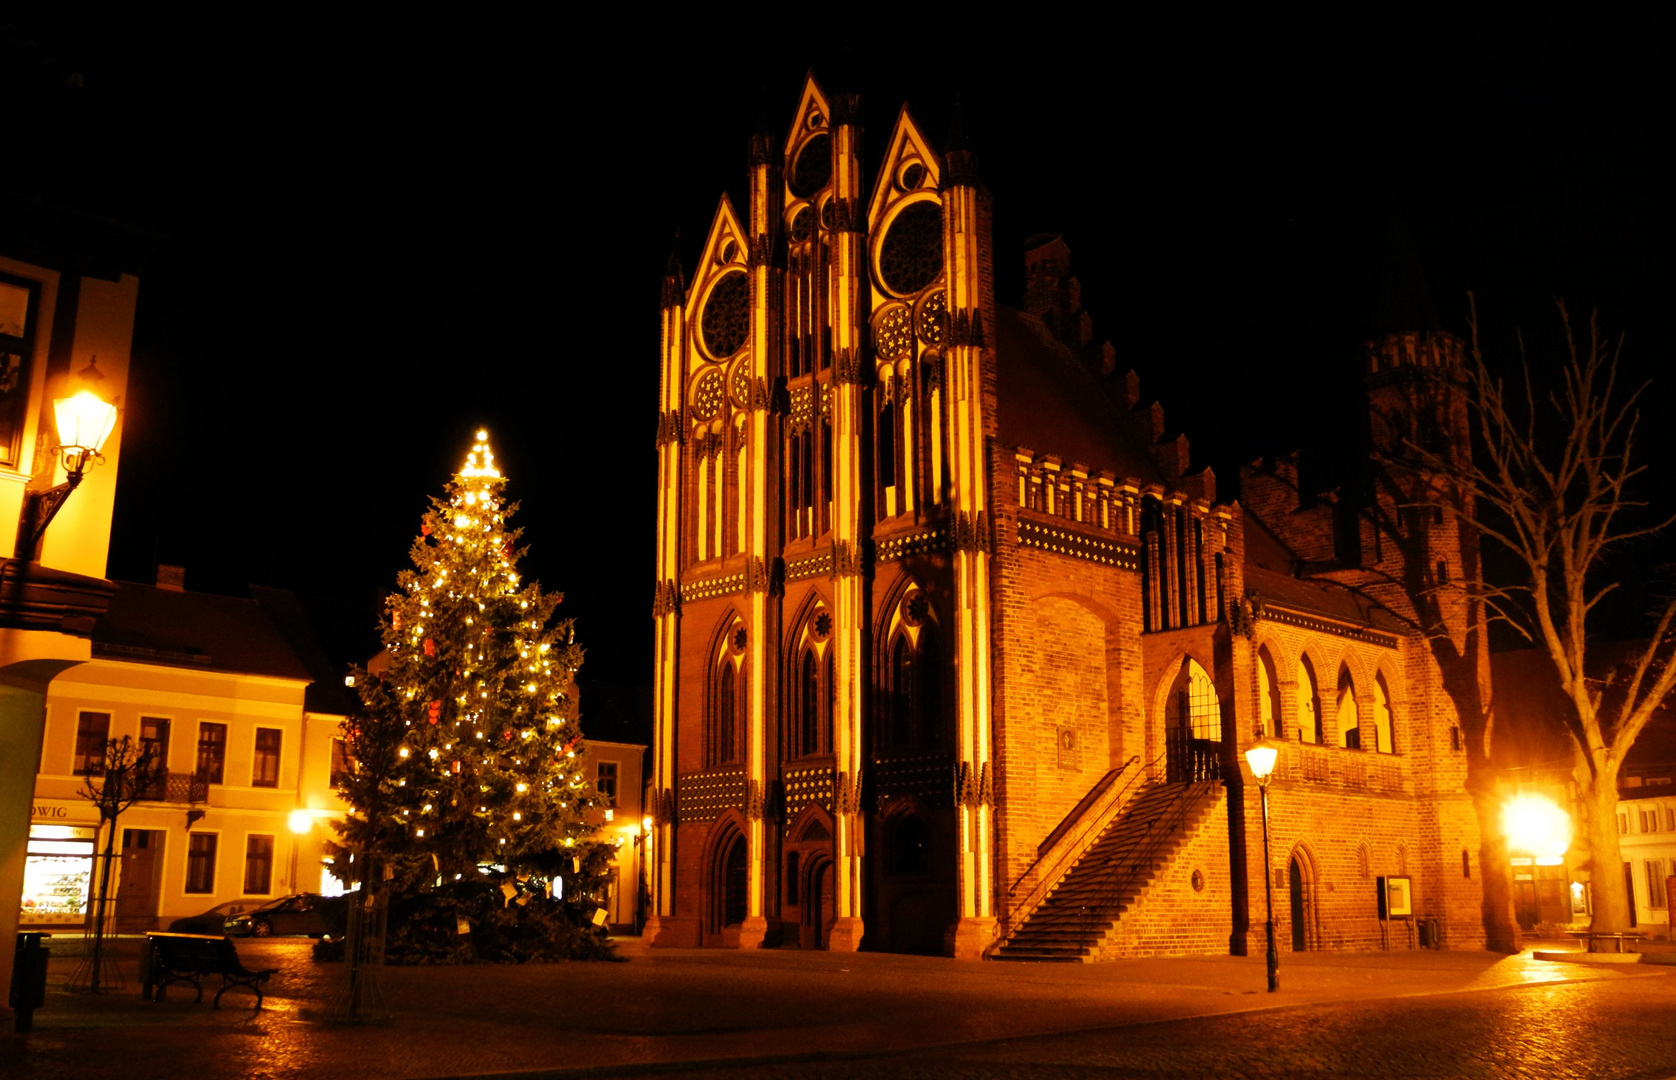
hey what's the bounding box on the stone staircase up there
[992,780,1222,962]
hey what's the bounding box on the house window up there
[1667,807,1675,832]
[1372,672,1396,754]
[0,274,39,467]
[73,712,111,776]
[1335,668,1361,750]
[1648,860,1668,909]
[138,717,170,799]
[1642,809,1658,834]
[1297,658,1322,744]
[596,761,618,807]
[196,722,227,784]
[186,833,218,894]
[244,835,274,894]
[330,737,353,786]
[252,728,282,788]
[1619,812,1630,836]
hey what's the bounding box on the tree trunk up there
[1467,779,1519,952]
[1582,777,1632,934]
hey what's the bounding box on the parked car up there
[166,899,263,935]
[225,893,347,938]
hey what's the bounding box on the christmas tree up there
[335,431,598,895]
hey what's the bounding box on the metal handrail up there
[1074,778,1218,956]
[1008,755,1142,897]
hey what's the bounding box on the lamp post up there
[1245,738,1280,992]
[20,383,119,556]
[288,809,314,893]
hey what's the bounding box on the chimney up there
[155,564,186,592]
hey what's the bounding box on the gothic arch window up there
[1164,658,1221,741]
[1373,671,1396,754]
[1336,667,1361,750]
[708,624,747,768]
[879,588,940,751]
[787,605,833,760]
[1297,656,1323,744]
[1257,646,1282,739]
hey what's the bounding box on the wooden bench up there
[143,932,277,1008]
[1566,930,1648,954]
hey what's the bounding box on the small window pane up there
[196,723,227,784]
[596,761,618,807]
[73,712,111,776]
[186,833,218,894]
[252,728,282,788]
[244,835,274,894]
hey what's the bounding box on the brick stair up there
[992,780,1221,962]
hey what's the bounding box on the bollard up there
[10,932,51,1033]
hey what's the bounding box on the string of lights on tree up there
[335,431,596,887]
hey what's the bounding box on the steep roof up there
[250,587,378,714]
[93,582,312,681]
[1243,565,1408,636]
[994,306,1160,483]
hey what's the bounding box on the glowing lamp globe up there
[288,809,314,835]
[1245,740,1280,782]
[1503,794,1571,861]
[53,389,118,459]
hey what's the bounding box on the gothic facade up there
[644,74,1487,959]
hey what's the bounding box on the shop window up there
[597,761,618,807]
[252,728,282,788]
[73,712,111,776]
[244,835,274,894]
[196,722,227,784]
[186,833,218,894]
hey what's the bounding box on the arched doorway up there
[1288,854,1314,951]
[1163,657,1222,782]
[804,856,836,949]
[707,822,749,945]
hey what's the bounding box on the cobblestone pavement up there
[3,937,1673,1080]
[612,972,1676,1079]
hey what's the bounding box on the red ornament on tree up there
[423,638,436,657]
[422,522,433,536]
[428,700,441,725]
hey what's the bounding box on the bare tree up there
[1453,298,1676,935]
[74,735,162,992]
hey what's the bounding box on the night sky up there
[5,12,1670,683]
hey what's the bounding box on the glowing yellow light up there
[564,838,575,848]
[513,812,521,821]
[288,809,313,835]
[399,747,410,759]
[643,816,654,834]
[516,782,528,793]
[53,389,119,455]
[1504,794,1571,860]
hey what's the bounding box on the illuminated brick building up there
[645,74,1487,959]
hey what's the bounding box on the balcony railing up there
[152,771,209,804]
[1165,729,1222,784]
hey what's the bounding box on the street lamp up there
[21,382,119,556]
[1245,738,1281,992]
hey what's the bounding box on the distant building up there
[22,574,355,931]
[575,678,650,932]
[1492,647,1676,935]
[646,73,1488,959]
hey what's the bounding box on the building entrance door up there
[1289,856,1309,951]
[117,829,163,930]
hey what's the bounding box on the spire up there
[1370,215,1444,336]
[660,230,685,310]
[944,93,979,187]
[749,85,774,167]
[831,42,859,126]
